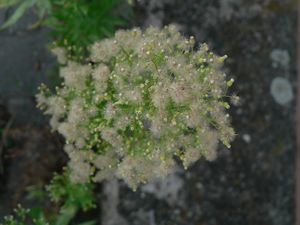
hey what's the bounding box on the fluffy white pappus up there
[75,137,86,149]
[69,160,91,184]
[178,36,196,52]
[206,72,227,92]
[135,40,152,60]
[183,103,207,128]
[92,152,118,182]
[57,122,78,142]
[64,144,75,154]
[115,28,142,50]
[205,148,217,162]
[101,128,123,147]
[90,39,120,62]
[116,156,156,190]
[87,105,98,117]
[68,99,86,124]
[93,169,114,183]
[193,43,209,61]
[149,113,167,137]
[114,115,132,131]
[123,88,143,103]
[220,127,235,148]
[151,84,169,109]
[93,151,118,170]
[144,26,161,37]
[92,64,110,82]
[92,154,118,182]
[157,158,176,177]
[209,104,230,128]
[37,26,235,189]
[44,96,66,117]
[51,47,67,64]
[131,62,146,77]
[165,30,183,48]
[115,62,131,76]
[198,131,219,161]
[49,116,60,131]
[60,62,92,90]
[104,102,118,121]
[36,93,48,108]
[166,56,188,77]
[169,81,191,104]
[182,147,201,169]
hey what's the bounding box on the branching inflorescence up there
[37,25,235,190]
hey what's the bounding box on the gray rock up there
[270,77,293,105]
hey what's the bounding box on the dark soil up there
[0,103,67,218]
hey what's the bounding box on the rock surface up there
[0,1,296,224]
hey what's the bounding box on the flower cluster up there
[37,25,235,190]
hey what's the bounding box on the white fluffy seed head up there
[37,26,235,189]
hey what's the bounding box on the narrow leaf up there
[0,0,37,30]
[77,221,96,225]
[0,0,21,8]
[55,205,78,225]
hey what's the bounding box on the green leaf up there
[226,78,234,87]
[28,208,49,225]
[36,0,52,18]
[26,185,47,201]
[221,102,230,109]
[0,0,37,30]
[47,171,96,211]
[77,221,96,225]
[45,0,131,60]
[0,0,21,8]
[55,205,78,225]
[28,207,44,219]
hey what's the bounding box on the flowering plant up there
[37,25,235,190]
[1,171,96,225]
[1,0,130,60]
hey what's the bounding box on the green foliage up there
[0,0,20,8]
[48,0,129,60]
[1,171,96,225]
[0,0,131,59]
[47,170,96,211]
[0,0,51,30]
[1,204,49,225]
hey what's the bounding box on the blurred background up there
[0,0,296,224]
